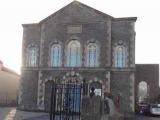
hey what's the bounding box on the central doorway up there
[50,83,82,120]
[63,84,81,113]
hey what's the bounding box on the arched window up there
[115,46,126,68]
[67,41,81,67]
[26,45,38,67]
[50,44,61,67]
[138,81,149,103]
[86,43,99,67]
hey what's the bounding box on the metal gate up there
[50,83,82,120]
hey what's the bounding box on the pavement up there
[0,107,48,120]
[21,114,160,120]
[0,107,160,120]
[125,114,160,120]
[24,115,49,120]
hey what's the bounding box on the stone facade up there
[19,1,159,115]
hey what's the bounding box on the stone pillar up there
[18,71,26,109]
[129,73,135,112]
[18,77,23,106]
[81,96,102,120]
[39,24,45,67]
[129,22,135,68]
[37,71,45,110]
[106,20,111,67]
[37,23,45,110]
[105,71,110,93]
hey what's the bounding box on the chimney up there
[0,60,3,71]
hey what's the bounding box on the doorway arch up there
[138,81,149,103]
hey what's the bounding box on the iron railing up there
[50,83,82,120]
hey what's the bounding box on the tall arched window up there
[26,45,38,67]
[50,44,61,67]
[67,41,81,67]
[138,81,149,103]
[115,46,126,68]
[86,43,99,67]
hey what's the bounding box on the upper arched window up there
[67,41,81,67]
[86,43,99,67]
[26,45,38,67]
[50,44,61,67]
[115,46,126,68]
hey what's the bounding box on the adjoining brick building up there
[19,1,159,114]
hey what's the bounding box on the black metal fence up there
[50,83,82,120]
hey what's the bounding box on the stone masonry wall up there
[19,70,38,110]
[111,20,135,68]
[110,71,134,114]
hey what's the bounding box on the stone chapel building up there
[19,1,159,114]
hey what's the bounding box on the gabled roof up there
[39,1,113,24]
[22,0,137,26]
[2,66,20,76]
[0,60,19,76]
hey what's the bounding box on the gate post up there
[52,83,57,120]
[50,81,57,120]
[50,82,54,120]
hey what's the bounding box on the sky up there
[0,0,160,74]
